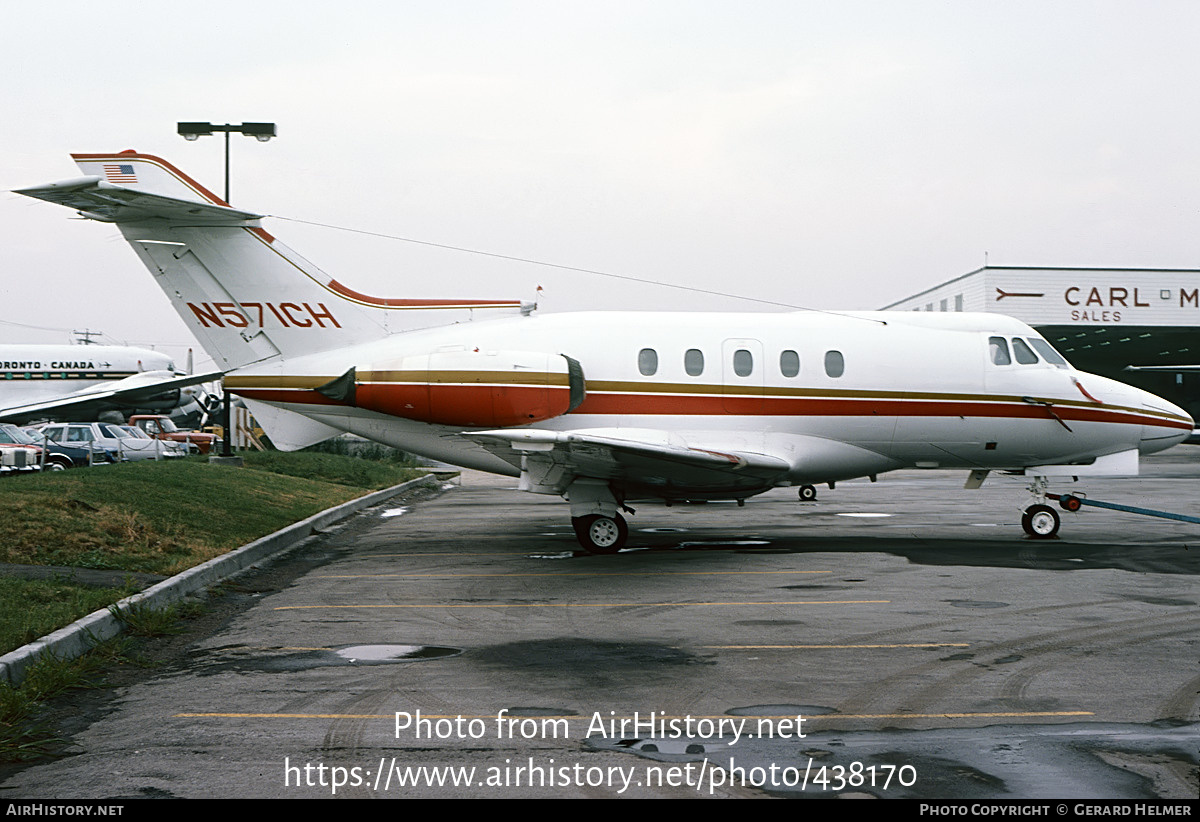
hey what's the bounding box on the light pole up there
[177,122,276,462]
[176,122,276,204]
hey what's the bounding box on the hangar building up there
[881,266,1199,427]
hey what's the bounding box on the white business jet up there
[16,152,1193,551]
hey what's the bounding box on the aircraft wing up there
[14,177,262,223]
[1125,364,1200,371]
[0,370,223,424]
[466,428,791,497]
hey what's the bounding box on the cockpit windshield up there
[988,335,1072,369]
[1026,337,1070,369]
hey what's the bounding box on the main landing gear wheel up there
[798,485,818,501]
[572,514,628,554]
[1021,504,1061,539]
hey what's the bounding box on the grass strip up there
[0,454,422,577]
[0,577,140,656]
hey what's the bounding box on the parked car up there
[13,425,94,469]
[117,424,188,458]
[128,414,217,454]
[0,423,41,474]
[34,421,185,462]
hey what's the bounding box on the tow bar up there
[1049,493,1200,526]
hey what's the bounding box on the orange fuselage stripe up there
[225,382,1191,430]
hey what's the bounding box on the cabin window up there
[733,349,753,377]
[780,349,800,377]
[638,348,658,376]
[824,350,844,378]
[684,348,704,376]
[1011,338,1039,364]
[988,336,1011,365]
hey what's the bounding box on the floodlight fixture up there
[177,122,215,140]
[239,122,277,142]
[175,120,276,203]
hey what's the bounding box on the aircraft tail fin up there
[17,151,528,371]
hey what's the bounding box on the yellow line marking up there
[273,600,890,610]
[277,647,331,651]
[705,643,970,649]
[174,710,1093,721]
[315,570,832,579]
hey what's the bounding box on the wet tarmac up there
[2,452,1198,798]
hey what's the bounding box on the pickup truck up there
[128,415,217,455]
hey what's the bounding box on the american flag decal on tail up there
[103,164,137,184]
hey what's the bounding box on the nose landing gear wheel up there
[572,514,628,553]
[1021,504,1060,539]
[798,484,818,501]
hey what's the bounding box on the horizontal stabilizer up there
[14,177,262,224]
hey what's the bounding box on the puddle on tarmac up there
[677,540,771,549]
[335,644,460,662]
[190,643,462,674]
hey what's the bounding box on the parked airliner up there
[16,151,1193,551]
[0,342,218,425]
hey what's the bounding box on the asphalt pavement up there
[3,452,1198,799]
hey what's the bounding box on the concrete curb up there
[0,473,443,687]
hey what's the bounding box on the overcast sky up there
[3,1,1198,370]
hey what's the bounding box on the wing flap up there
[466,428,790,497]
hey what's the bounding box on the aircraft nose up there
[1137,389,1194,454]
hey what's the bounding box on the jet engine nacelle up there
[317,349,585,428]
